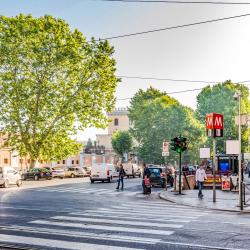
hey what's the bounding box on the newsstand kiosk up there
[204,154,239,190]
[217,154,239,191]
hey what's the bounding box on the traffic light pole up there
[213,138,216,202]
[179,151,182,195]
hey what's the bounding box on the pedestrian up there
[116,163,126,190]
[247,162,250,178]
[196,165,207,199]
[142,163,150,179]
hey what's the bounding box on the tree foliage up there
[0,14,119,163]
[196,80,250,152]
[111,131,133,157]
[129,88,205,165]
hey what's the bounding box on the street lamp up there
[234,90,243,210]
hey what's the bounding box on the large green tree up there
[111,131,133,157]
[0,14,119,165]
[196,81,250,152]
[129,88,205,165]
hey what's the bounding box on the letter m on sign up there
[206,114,214,129]
[214,113,223,129]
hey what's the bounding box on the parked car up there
[83,166,91,177]
[90,163,117,183]
[0,166,22,188]
[124,163,141,178]
[51,167,65,179]
[148,166,166,188]
[23,168,52,181]
[65,167,84,178]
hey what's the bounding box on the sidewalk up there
[160,188,250,213]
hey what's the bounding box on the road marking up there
[84,209,198,219]
[0,225,161,244]
[52,215,183,229]
[69,212,191,223]
[117,203,208,214]
[0,234,136,250]
[30,220,174,236]
[104,207,207,216]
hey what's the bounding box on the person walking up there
[247,162,250,178]
[116,163,126,190]
[196,165,207,199]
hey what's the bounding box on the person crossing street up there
[196,165,207,199]
[116,163,126,190]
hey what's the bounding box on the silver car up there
[0,166,22,188]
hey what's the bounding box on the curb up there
[159,191,250,214]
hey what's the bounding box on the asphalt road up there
[0,177,250,250]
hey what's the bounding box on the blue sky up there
[1,0,250,140]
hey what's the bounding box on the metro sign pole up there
[206,113,223,203]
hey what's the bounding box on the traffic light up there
[170,137,178,151]
[170,136,187,153]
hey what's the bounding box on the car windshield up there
[149,168,161,177]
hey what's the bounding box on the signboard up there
[162,141,169,152]
[221,176,230,191]
[244,153,250,160]
[162,140,169,157]
[206,113,223,137]
[226,140,239,155]
[200,148,210,159]
[162,152,169,157]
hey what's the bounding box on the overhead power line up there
[118,75,250,84]
[116,87,204,100]
[99,0,250,4]
[100,13,250,40]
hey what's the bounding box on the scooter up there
[143,177,151,194]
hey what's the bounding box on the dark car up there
[148,167,166,188]
[23,168,52,181]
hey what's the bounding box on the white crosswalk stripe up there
[0,202,206,249]
[33,185,142,197]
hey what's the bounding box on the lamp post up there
[234,91,243,210]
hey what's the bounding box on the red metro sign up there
[206,113,223,137]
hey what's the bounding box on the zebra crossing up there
[0,200,209,249]
[32,185,144,197]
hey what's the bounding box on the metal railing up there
[242,181,250,206]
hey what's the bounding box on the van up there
[124,163,141,178]
[90,163,117,183]
[0,166,22,188]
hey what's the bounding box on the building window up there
[114,118,119,126]
[62,160,65,164]
[76,160,79,164]
[72,160,74,164]
[57,161,60,164]
[4,158,8,164]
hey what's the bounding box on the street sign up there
[162,140,169,157]
[162,141,169,152]
[162,152,169,157]
[244,153,250,160]
[226,140,239,155]
[206,113,223,138]
[200,148,210,159]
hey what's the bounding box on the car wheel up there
[90,179,94,183]
[16,180,22,187]
[108,177,111,183]
[71,174,75,178]
[60,177,64,179]
[133,174,135,178]
[34,175,39,181]
[139,174,141,178]
[3,180,9,188]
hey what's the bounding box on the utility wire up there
[117,87,204,100]
[118,75,250,84]
[100,13,250,40]
[99,0,250,5]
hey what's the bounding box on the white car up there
[0,166,22,188]
[90,163,117,183]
